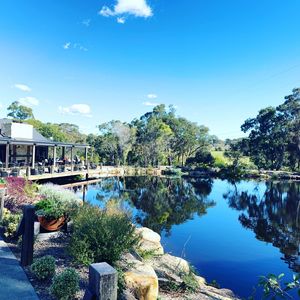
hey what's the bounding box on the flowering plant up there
[5,177,40,212]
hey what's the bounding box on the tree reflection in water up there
[95,176,215,236]
[223,181,300,273]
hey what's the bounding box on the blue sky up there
[0,0,300,138]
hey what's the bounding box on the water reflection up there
[124,177,215,235]
[91,176,215,236]
[223,181,300,273]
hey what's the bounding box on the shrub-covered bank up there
[0,178,239,300]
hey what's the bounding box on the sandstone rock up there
[198,281,239,300]
[152,253,190,276]
[196,275,206,285]
[136,227,164,255]
[123,253,159,300]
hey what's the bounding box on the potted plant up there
[0,178,6,188]
[0,178,6,189]
[35,184,82,231]
[35,198,66,231]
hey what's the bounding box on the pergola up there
[0,128,90,172]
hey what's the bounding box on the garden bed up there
[7,233,88,300]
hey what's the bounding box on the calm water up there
[76,176,300,299]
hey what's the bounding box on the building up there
[0,119,90,178]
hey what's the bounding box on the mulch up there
[6,233,89,300]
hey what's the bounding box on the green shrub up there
[68,204,140,266]
[0,208,22,239]
[35,184,81,219]
[182,271,200,292]
[30,255,56,281]
[211,151,229,168]
[35,198,65,220]
[50,268,80,300]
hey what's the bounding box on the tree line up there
[231,88,300,171]
[87,105,214,166]
[5,87,300,171]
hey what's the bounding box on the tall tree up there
[97,121,134,165]
[7,101,34,120]
[241,88,300,171]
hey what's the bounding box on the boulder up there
[136,227,164,255]
[196,275,206,285]
[151,254,190,277]
[124,260,158,300]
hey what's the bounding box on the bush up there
[68,204,140,266]
[5,177,39,212]
[38,184,81,205]
[30,255,56,281]
[0,208,22,239]
[50,268,80,300]
[36,184,82,219]
[35,198,65,220]
[186,151,215,168]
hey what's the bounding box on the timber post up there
[20,205,35,266]
[32,144,36,169]
[71,146,74,172]
[83,262,118,300]
[5,143,9,169]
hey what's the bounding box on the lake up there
[76,176,300,299]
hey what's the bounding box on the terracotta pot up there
[0,184,6,189]
[38,216,66,231]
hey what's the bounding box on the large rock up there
[122,253,159,300]
[136,227,164,256]
[151,253,191,282]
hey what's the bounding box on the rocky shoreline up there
[121,227,240,300]
[6,224,239,300]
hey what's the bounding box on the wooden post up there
[62,146,66,160]
[85,147,88,168]
[53,146,57,167]
[52,146,57,173]
[83,185,86,202]
[5,143,9,169]
[26,166,30,177]
[21,205,35,267]
[32,144,36,169]
[71,147,74,172]
[83,263,118,300]
[0,189,5,222]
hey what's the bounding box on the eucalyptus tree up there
[241,88,300,170]
[130,107,173,166]
[97,121,134,165]
[7,101,34,120]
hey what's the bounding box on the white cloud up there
[59,104,92,117]
[142,101,159,106]
[147,93,157,99]
[78,45,88,52]
[14,84,31,92]
[63,42,88,52]
[19,96,39,106]
[99,0,153,22]
[82,19,91,27]
[63,42,71,50]
[117,17,126,24]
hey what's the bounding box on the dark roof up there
[0,128,89,148]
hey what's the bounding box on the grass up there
[211,151,230,167]
[136,248,160,260]
[211,150,255,169]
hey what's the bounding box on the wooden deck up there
[27,166,125,181]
